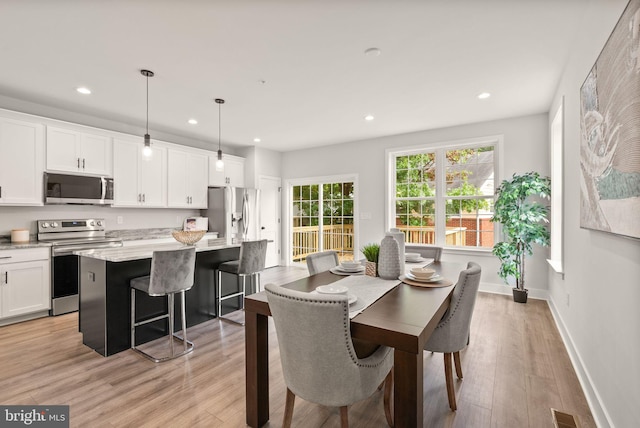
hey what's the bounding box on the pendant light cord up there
[146,75,149,135]
[218,101,221,151]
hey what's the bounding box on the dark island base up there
[80,246,241,356]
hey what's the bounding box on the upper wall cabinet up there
[46,126,112,176]
[112,139,167,208]
[167,149,208,208]
[0,117,44,206]
[209,154,245,187]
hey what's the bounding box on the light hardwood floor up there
[0,266,595,427]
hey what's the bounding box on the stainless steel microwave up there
[44,172,114,205]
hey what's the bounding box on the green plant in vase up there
[491,171,551,303]
[361,243,380,277]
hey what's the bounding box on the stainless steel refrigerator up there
[202,187,261,245]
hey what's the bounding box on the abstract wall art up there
[580,0,640,239]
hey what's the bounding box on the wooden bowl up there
[172,230,206,245]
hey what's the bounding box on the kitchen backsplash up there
[0,205,201,236]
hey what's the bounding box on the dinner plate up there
[330,267,364,276]
[404,257,433,264]
[348,294,357,305]
[334,265,365,272]
[405,272,444,282]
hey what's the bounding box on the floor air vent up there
[551,408,580,428]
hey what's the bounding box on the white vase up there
[389,228,405,267]
[378,235,401,280]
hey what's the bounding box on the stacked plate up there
[334,262,365,273]
[406,267,444,283]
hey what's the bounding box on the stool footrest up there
[134,313,169,327]
[219,291,244,302]
[132,335,194,363]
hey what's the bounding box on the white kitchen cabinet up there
[46,126,112,176]
[168,149,208,208]
[0,117,44,206]
[113,139,166,207]
[0,247,50,324]
[208,154,245,187]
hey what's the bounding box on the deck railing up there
[392,226,467,246]
[292,224,354,261]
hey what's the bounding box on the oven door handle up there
[52,242,123,256]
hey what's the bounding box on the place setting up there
[312,284,364,313]
[330,260,365,276]
[404,252,434,264]
[400,267,453,288]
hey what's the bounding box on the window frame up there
[386,135,503,253]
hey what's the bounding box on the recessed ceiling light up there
[478,92,491,99]
[188,119,198,125]
[364,115,375,121]
[76,87,91,95]
[253,138,261,143]
[364,48,381,57]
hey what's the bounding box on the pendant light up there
[215,98,225,169]
[141,69,154,157]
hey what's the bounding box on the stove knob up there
[96,220,103,226]
[42,222,49,228]
[90,221,95,226]
[52,222,59,228]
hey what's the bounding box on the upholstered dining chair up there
[424,261,481,411]
[216,239,268,325]
[130,247,196,362]
[305,250,339,275]
[265,283,394,428]
[405,244,443,261]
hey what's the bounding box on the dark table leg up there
[394,349,423,427]
[245,310,270,427]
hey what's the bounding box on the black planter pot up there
[512,288,528,303]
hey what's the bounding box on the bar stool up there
[217,239,268,325]
[130,247,196,362]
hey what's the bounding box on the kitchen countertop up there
[0,239,52,250]
[75,238,239,262]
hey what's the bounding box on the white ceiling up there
[0,0,589,152]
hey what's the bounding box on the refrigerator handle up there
[243,192,250,237]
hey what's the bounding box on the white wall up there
[282,113,550,296]
[547,1,640,427]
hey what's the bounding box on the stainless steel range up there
[37,218,123,315]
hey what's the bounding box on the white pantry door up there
[259,176,281,268]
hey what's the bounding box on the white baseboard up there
[547,298,613,428]
[479,281,549,300]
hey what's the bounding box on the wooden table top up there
[245,261,463,353]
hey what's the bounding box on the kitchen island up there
[76,239,240,356]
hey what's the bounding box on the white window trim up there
[284,173,359,266]
[547,97,564,275]
[385,135,503,253]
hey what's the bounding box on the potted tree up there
[491,172,551,303]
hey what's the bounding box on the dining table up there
[244,260,466,428]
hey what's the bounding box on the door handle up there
[261,226,266,230]
[82,158,86,169]
[138,194,141,202]
[77,158,80,168]
[4,271,7,284]
[142,194,146,202]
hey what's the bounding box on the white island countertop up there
[75,238,240,262]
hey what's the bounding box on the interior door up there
[259,176,281,268]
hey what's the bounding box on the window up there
[548,100,564,274]
[291,180,355,262]
[388,137,500,249]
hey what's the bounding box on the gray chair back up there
[238,240,268,275]
[405,244,443,261]
[306,250,339,275]
[424,261,481,353]
[265,283,393,407]
[148,247,196,296]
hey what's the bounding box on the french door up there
[290,180,355,263]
